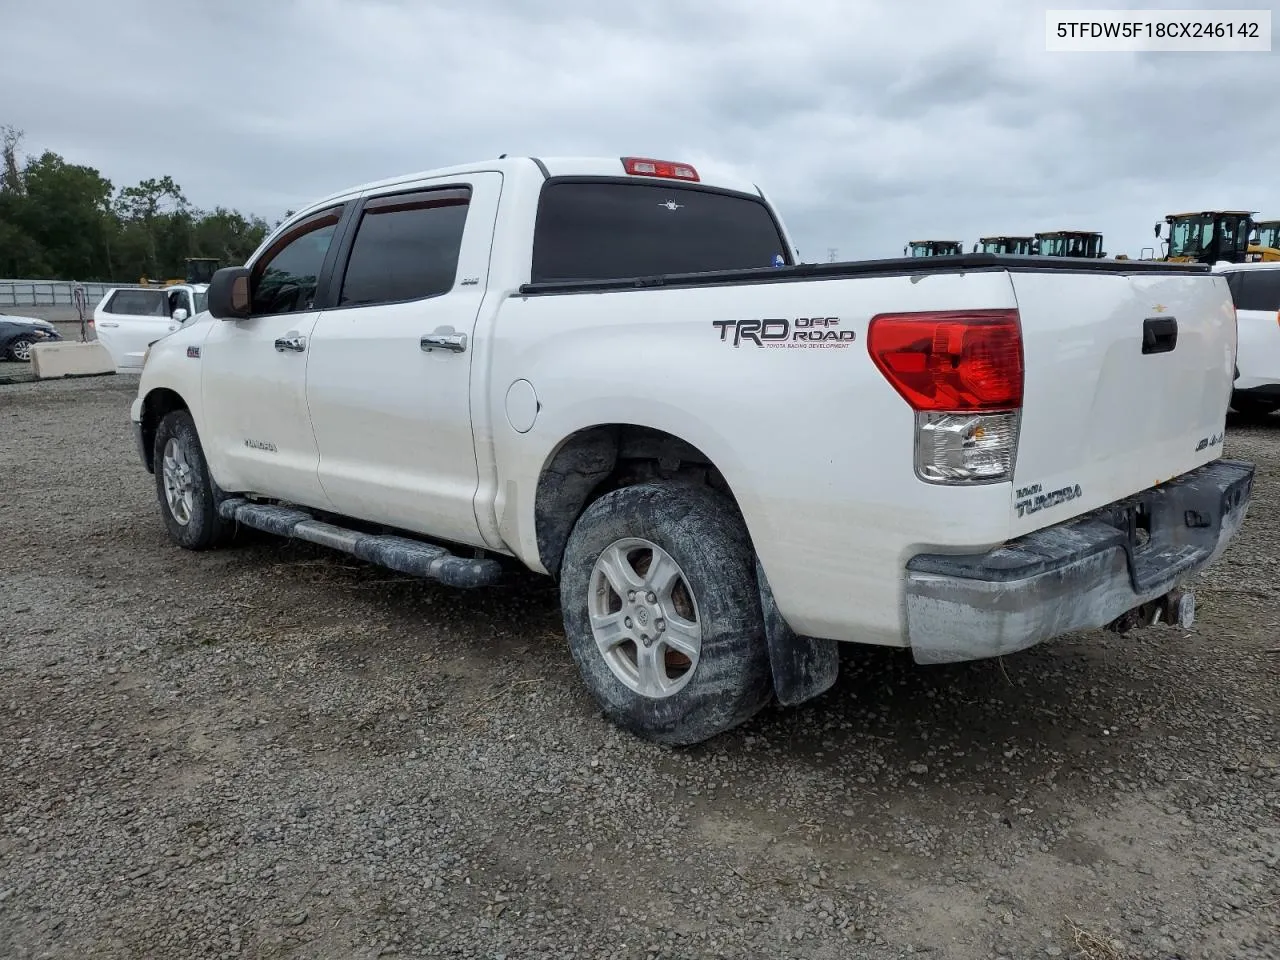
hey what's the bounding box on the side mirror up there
[1153,223,1162,237]
[171,308,189,323]
[207,266,251,320]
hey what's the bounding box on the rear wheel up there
[7,337,33,362]
[1231,393,1280,418]
[559,482,773,746]
[153,409,233,550]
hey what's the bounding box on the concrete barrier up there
[30,341,116,379]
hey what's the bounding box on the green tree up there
[0,125,273,282]
[20,151,115,279]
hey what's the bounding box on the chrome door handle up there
[98,321,120,328]
[274,335,306,353]
[420,333,467,353]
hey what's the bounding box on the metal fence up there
[0,279,147,310]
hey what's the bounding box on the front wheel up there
[559,482,773,746]
[7,337,34,362]
[152,409,233,550]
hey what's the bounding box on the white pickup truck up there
[129,155,1255,745]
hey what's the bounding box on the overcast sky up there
[1,0,1275,260]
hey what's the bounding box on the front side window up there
[250,206,342,315]
[338,188,471,307]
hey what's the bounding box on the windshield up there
[1169,216,1213,258]
[1259,225,1280,249]
[984,239,1033,255]
[1039,235,1099,257]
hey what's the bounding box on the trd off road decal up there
[712,317,856,349]
[1015,482,1083,518]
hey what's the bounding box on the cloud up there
[2,0,1274,259]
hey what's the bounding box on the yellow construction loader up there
[973,236,1036,255]
[903,240,963,257]
[1153,211,1256,264]
[1034,231,1106,258]
[139,257,222,287]
[1247,219,1280,262]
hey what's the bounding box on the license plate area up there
[1104,489,1213,593]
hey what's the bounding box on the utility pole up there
[827,247,838,262]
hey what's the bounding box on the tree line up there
[0,125,274,283]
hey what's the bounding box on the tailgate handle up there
[1142,316,1178,355]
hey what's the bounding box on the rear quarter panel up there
[487,270,1023,645]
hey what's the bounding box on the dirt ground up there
[1,376,1277,960]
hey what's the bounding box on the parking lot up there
[1,375,1277,960]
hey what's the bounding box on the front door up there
[305,173,502,548]
[199,204,347,508]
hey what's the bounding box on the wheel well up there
[139,388,188,472]
[533,425,739,578]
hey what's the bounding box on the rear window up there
[530,180,790,283]
[1225,270,1280,312]
[104,289,167,316]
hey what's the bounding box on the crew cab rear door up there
[304,172,502,548]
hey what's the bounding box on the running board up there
[217,498,503,588]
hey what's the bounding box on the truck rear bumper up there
[904,458,1255,664]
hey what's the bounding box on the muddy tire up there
[559,482,773,746]
[153,409,233,550]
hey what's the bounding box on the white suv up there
[1215,262,1280,416]
[93,284,207,373]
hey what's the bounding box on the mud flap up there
[755,559,840,706]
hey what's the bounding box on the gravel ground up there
[1,376,1277,960]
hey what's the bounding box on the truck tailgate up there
[1009,268,1236,536]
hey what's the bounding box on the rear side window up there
[531,180,790,283]
[338,188,471,307]
[1226,270,1280,312]
[104,289,167,316]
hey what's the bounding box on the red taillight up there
[867,309,1024,411]
[621,156,699,182]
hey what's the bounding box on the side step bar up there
[217,498,503,588]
